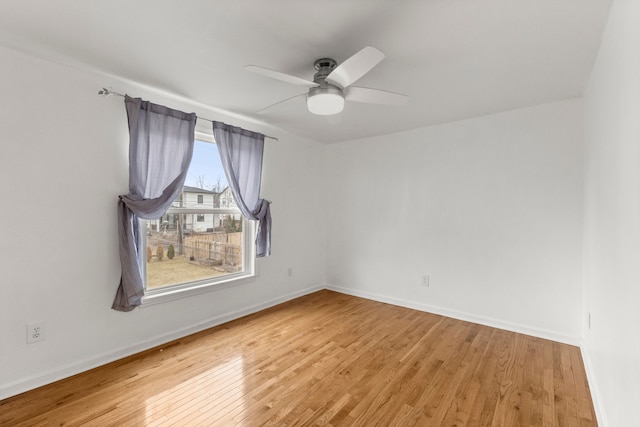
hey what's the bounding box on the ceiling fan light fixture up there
[307,86,345,115]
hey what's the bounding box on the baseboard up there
[325,284,581,346]
[580,343,607,427]
[0,284,324,401]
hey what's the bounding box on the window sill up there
[140,272,256,307]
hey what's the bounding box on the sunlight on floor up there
[144,355,246,424]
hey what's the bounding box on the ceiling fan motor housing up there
[313,58,338,84]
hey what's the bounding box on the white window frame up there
[141,130,256,306]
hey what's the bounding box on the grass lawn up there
[146,255,227,289]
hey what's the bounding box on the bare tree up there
[193,174,208,190]
[191,173,225,193]
[193,174,224,192]
[211,176,223,193]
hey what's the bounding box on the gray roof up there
[182,185,215,194]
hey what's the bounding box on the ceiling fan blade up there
[325,46,385,89]
[325,114,343,125]
[257,93,307,114]
[344,86,409,106]
[245,65,317,87]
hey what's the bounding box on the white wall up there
[325,99,584,343]
[0,45,326,399]
[583,0,640,425]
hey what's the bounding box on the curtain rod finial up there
[98,88,125,98]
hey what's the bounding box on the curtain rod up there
[98,88,278,141]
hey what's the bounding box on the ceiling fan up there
[245,46,408,116]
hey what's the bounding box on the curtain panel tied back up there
[213,121,271,258]
[113,96,196,312]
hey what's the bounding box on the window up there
[141,137,255,302]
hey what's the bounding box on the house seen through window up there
[142,138,253,292]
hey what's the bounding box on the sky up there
[185,140,228,191]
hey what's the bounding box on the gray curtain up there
[213,121,271,257]
[112,96,196,312]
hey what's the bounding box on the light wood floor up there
[0,290,597,426]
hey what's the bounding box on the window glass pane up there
[143,139,250,291]
[145,214,244,289]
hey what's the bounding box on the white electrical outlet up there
[421,275,430,287]
[27,322,46,344]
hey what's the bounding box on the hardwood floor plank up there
[0,290,597,427]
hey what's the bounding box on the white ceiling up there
[0,0,612,143]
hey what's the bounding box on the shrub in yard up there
[167,244,175,260]
[147,246,152,263]
[156,245,164,261]
[225,215,238,233]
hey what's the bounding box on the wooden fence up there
[184,233,242,269]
